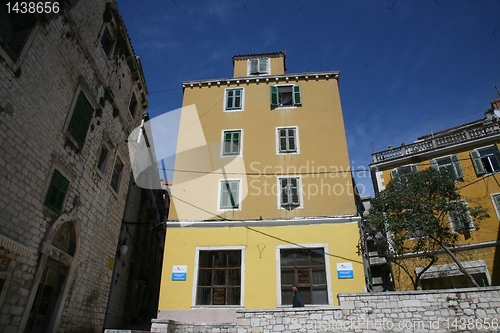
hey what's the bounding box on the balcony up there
[372,121,500,163]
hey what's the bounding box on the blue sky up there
[118,0,500,197]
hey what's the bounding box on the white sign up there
[172,265,187,281]
[337,262,354,279]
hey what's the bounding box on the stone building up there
[0,1,148,332]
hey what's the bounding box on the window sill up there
[272,106,298,110]
[191,305,244,309]
[223,109,244,113]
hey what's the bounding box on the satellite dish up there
[495,110,500,118]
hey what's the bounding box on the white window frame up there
[470,144,500,176]
[430,155,463,180]
[223,88,244,112]
[390,164,418,179]
[448,200,475,233]
[217,178,242,211]
[270,84,302,109]
[221,129,243,158]
[276,176,303,210]
[276,126,300,155]
[247,58,270,76]
[191,246,246,307]
[275,244,333,307]
[490,193,500,220]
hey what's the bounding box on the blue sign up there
[172,272,187,281]
[337,270,354,279]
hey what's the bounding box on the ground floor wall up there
[149,286,500,333]
[157,220,364,322]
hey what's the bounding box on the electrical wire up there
[166,194,363,264]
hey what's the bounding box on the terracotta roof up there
[232,52,285,60]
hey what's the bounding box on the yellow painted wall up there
[170,76,356,221]
[158,222,364,310]
[233,55,286,77]
[375,143,500,289]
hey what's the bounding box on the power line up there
[167,194,363,264]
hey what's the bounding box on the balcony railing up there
[372,122,500,163]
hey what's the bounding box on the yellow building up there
[156,52,364,323]
[370,98,500,290]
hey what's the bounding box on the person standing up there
[292,285,304,307]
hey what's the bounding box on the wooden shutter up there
[68,91,94,147]
[292,85,302,105]
[493,195,500,215]
[0,12,37,61]
[233,89,241,109]
[258,58,268,74]
[470,150,485,175]
[280,178,300,207]
[287,128,296,152]
[270,86,279,106]
[249,59,258,74]
[44,170,70,214]
[221,181,238,209]
[429,159,438,170]
[451,154,464,179]
[410,165,418,173]
[390,169,398,179]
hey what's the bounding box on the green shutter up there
[0,12,37,61]
[410,165,418,173]
[493,194,500,214]
[470,150,485,175]
[290,178,300,205]
[292,85,302,105]
[430,159,438,170]
[220,181,239,209]
[68,91,94,147]
[451,154,464,179]
[390,169,398,179]
[44,170,70,214]
[270,86,279,106]
[281,178,300,207]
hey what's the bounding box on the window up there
[390,164,418,179]
[270,85,302,107]
[491,193,500,220]
[219,180,240,210]
[110,156,124,193]
[248,58,269,75]
[277,127,299,154]
[448,201,474,232]
[430,155,463,180]
[222,130,242,156]
[279,177,301,209]
[129,93,138,118]
[0,9,37,61]
[100,26,115,58]
[67,91,94,148]
[470,145,500,175]
[44,170,70,215]
[418,261,490,290]
[280,248,328,305]
[196,250,241,305]
[97,145,109,173]
[224,88,243,111]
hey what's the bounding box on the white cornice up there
[165,215,360,228]
[182,72,340,89]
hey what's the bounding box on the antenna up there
[495,78,500,96]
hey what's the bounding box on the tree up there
[369,167,489,290]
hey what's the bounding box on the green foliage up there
[369,167,489,289]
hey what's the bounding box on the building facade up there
[370,99,500,290]
[0,1,148,332]
[154,52,364,326]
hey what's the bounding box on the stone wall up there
[0,1,147,332]
[150,287,500,333]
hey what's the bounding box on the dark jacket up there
[292,290,304,307]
